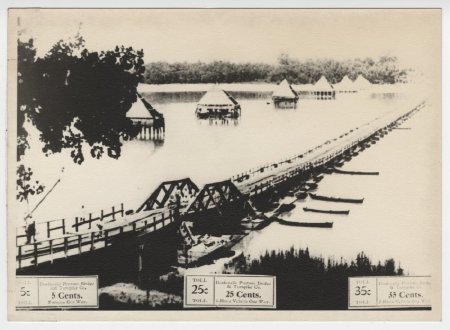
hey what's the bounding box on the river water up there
[229,102,439,276]
[19,83,438,276]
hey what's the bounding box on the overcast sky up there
[12,9,440,72]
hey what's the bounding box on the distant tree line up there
[143,54,411,85]
[225,248,404,310]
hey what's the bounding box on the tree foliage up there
[226,248,404,310]
[144,61,272,84]
[18,35,144,164]
[143,54,410,85]
[17,35,145,201]
[16,165,44,202]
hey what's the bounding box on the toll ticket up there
[184,275,276,308]
[16,276,99,309]
[348,276,432,309]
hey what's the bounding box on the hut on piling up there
[127,93,165,140]
[195,87,241,119]
[293,83,314,98]
[353,74,372,91]
[272,79,299,108]
[293,76,335,100]
[334,75,357,93]
[311,76,335,99]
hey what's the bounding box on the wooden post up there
[49,240,54,264]
[77,235,81,254]
[104,230,108,247]
[33,243,38,266]
[137,242,145,287]
[101,209,104,221]
[47,222,51,238]
[18,246,22,269]
[90,232,95,251]
[121,203,124,217]
[62,218,66,235]
[112,206,116,220]
[75,217,79,232]
[64,237,68,259]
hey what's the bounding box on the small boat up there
[287,190,296,197]
[241,217,271,231]
[305,182,318,190]
[309,193,364,204]
[178,234,245,266]
[303,207,349,215]
[276,218,333,228]
[322,167,334,174]
[333,169,379,176]
[312,175,324,183]
[275,203,296,214]
[298,222,333,228]
[295,192,308,200]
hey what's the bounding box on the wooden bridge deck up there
[17,208,176,269]
[15,100,426,270]
[233,101,425,195]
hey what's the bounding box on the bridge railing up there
[16,208,175,270]
[16,204,125,247]
[240,101,425,196]
[15,101,425,270]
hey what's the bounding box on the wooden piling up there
[33,244,38,266]
[49,240,54,264]
[137,242,145,287]
[18,246,22,269]
[90,232,95,251]
[64,237,68,259]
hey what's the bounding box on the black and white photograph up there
[6,7,442,321]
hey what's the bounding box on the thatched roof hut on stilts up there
[272,79,299,108]
[353,74,372,91]
[126,93,165,140]
[334,75,357,93]
[195,86,241,119]
[311,76,335,100]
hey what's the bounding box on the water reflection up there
[23,86,433,292]
[130,138,165,152]
[142,90,272,104]
[370,92,404,100]
[199,117,240,126]
[153,138,165,148]
[143,91,203,104]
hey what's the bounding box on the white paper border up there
[0,1,448,329]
